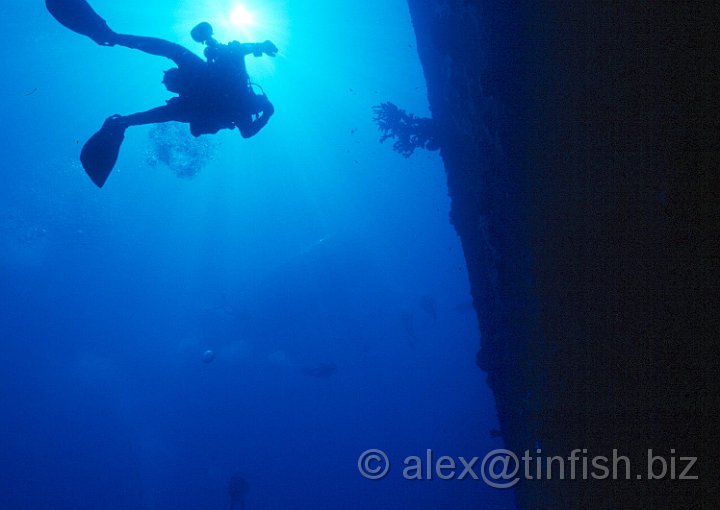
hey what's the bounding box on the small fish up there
[302,363,337,378]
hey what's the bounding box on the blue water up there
[1,1,512,508]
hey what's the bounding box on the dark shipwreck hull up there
[405,1,718,508]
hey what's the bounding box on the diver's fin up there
[80,117,126,188]
[45,0,116,45]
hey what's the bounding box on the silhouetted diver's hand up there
[261,40,278,57]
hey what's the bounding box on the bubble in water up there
[146,123,217,179]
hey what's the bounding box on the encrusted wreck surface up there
[406,1,717,508]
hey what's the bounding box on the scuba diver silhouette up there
[227,474,249,510]
[46,0,277,187]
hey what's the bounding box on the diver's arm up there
[237,100,275,138]
[231,40,278,57]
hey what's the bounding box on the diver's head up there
[191,22,215,45]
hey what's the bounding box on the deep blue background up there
[1,1,512,508]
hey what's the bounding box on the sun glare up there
[174,0,288,78]
[230,5,255,27]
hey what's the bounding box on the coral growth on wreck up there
[372,102,439,157]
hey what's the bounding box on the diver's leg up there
[113,34,204,68]
[110,105,189,127]
[80,105,188,187]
